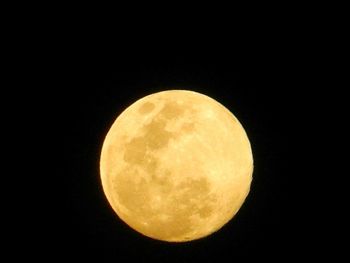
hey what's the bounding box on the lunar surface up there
[100,90,253,242]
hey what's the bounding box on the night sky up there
[53,46,310,261]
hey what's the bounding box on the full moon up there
[100,90,253,242]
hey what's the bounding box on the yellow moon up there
[100,90,253,242]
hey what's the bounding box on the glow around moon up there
[100,90,253,242]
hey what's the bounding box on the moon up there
[100,90,253,242]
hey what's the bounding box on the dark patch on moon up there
[123,101,184,169]
[138,102,155,114]
[161,101,185,119]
